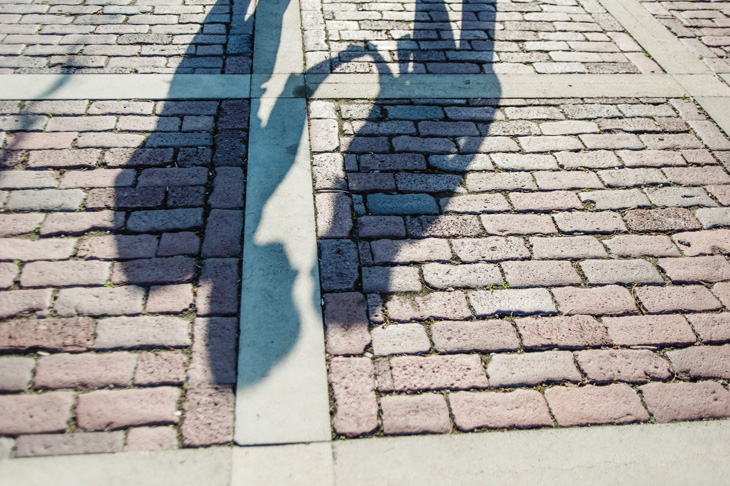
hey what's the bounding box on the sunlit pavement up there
[1,0,730,483]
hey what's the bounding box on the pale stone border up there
[1,420,729,485]
[0,73,720,101]
[333,420,730,486]
[0,74,251,100]
[596,0,730,135]
[234,96,331,446]
[234,0,331,447]
[597,0,709,74]
[305,73,686,99]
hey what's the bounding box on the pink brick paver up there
[76,387,180,431]
[324,292,371,355]
[180,386,235,447]
[3,65,730,457]
[546,384,650,426]
[575,349,673,384]
[602,315,697,346]
[487,351,581,387]
[516,315,611,349]
[641,382,730,423]
[313,97,730,440]
[0,393,74,435]
[431,320,520,353]
[329,357,378,438]
[388,355,489,391]
[0,99,247,457]
[382,394,451,435]
[666,345,730,379]
[450,390,553,431]
[34,352,137,389]
[552,285,638,315]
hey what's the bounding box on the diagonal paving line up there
[597,0,730,136]
[597,0,709,75]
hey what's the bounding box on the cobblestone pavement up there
[0,0,252,73]
[315,96,730,436]
[304,0,662,74]
[642,0,730,74]
[0,99,247,456]
[1,0,730,465]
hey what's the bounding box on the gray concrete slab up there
[251,74,307,99]
[6,421,728,486]
[235,96,331,446]
[334,420,730,486]
[0,75,251,100]
[674,74,730,97]
[696,96,730,138]
[307,74,686,99]
[597,0,709,74]
[0,448,232,486]
[252,0,303,74]
[231,442,334,486]
[3,72,727,101]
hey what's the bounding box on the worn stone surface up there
[641,382,730,423]
[76,388,180,431]
[381,394,451,435]
[575,349,673,384]
[546,384,650,426]
[0,392,74,435]
[181,386,235,446]
[450,390,553,431]
[488,351,581,387]
[329,358,378,438]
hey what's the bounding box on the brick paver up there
[314,97,730,438]
[0,1,252,74]
[0,100,247,456]
[304,0,661,75]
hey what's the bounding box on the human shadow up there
[319,0,501,318]
[0,0,499,440]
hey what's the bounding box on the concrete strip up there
[597,0,709,74]
[334,420,730,486]
[235,97,331,445]
[695,97,730,138]
[307,74,686,99]
[722,74,730,86]
[231,442,334,486]
[251,73,307,99]
[0,448,232,486]
[0,73,721,100]
[0,75,251,100]
[252,0,303,74]
[674,74,730,97]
